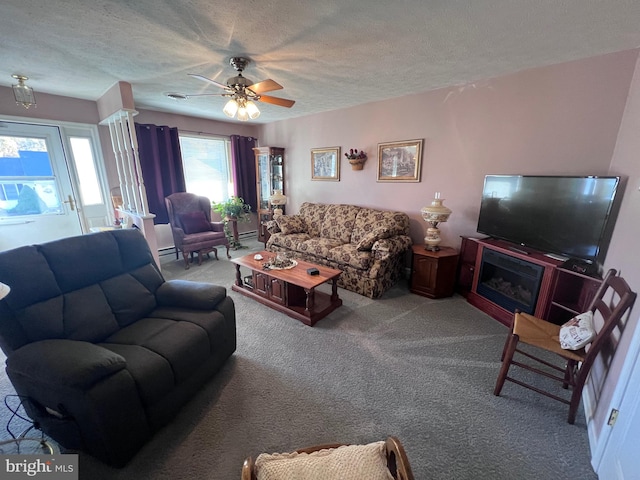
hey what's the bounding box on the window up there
[178,134,233,203]
[0,134,63,217]
[69,137,103,206]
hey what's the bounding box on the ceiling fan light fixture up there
[246,100,260,119]
[223,98,238,118]
[236,104,249,122]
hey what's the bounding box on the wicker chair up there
[241,436,414,480]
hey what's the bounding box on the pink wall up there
[589,53,640,440]
[0,86,101,124]
[259,49,638,251]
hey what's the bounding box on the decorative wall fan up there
[170,57,295,121]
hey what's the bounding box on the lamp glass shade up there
[223,99,238,118]
[420,193,452,251]
[270,190,287,206]
[246,101,260,119]
[420,194,452,224]
[0,282,10,300]
[236,106,249,121]
[12,75,36,109]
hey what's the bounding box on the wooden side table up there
[410,245,459,299]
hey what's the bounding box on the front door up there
[0,122,83,250]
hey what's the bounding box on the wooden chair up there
[494,268,636,424]
[241,436,414,480]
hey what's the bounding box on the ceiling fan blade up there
[247,79,283,94]
[258,95,295,108]
[188,73,228,89]
[185,93,227,98]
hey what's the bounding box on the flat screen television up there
[477,175,623,265]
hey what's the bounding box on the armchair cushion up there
[254,441,391,480]
[180,211,213,234]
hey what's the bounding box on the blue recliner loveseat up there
[0,229,236,466]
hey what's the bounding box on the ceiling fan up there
[171,57,295,121]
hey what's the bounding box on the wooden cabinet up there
[546,268,602,324]
[410,245,459,299]
[253,271,287,305]
[254,146,285,245]
[465,238,603,327]
[456,236,480,297]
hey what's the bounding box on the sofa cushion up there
[39,231,124,292]
[0,245,61,310]
[356,227,393,251]
[99,343,174,406]
[150,307,232,352]
[101,272,158,328]
[63,285,121,342]
[275,214,307,234]
[351,208,410,245]
[105,318,210,384]
[180,211,213,234]
[320,205,361,243]
[298,238,346,258]
[299,202,329,238]
[326,244,372,270]
[268,232,311,251]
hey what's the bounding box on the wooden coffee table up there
[231,251,342,326]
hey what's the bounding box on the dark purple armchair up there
[165,193,231,269]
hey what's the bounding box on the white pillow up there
[254,441,393,480]
[559,311,596,350]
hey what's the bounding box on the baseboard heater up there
[158,230,258,256]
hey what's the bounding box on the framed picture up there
[377,139,423,182]
[311,147,341,181]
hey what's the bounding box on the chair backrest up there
[579,268,637,382]
[165,192,213,232]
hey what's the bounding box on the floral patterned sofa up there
[266,202,412,298]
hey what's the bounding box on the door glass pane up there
[0,135,62,217]
[69,137,103,206]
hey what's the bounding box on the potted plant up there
[345,148,367,170]
[212,196,252,248]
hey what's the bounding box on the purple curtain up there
[230,135,257,212]
[135,123,186,224]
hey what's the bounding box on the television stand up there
[459,237,604,326]
[508,246,529,255]
[545,252,569,262]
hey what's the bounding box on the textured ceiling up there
[2,0,640,124]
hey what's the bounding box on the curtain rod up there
[178,129,231,138]
[178,130,257,142]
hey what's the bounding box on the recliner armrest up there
[7,339,126,389]
[156,279,227,310]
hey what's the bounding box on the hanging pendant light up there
[11,74,36,109]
